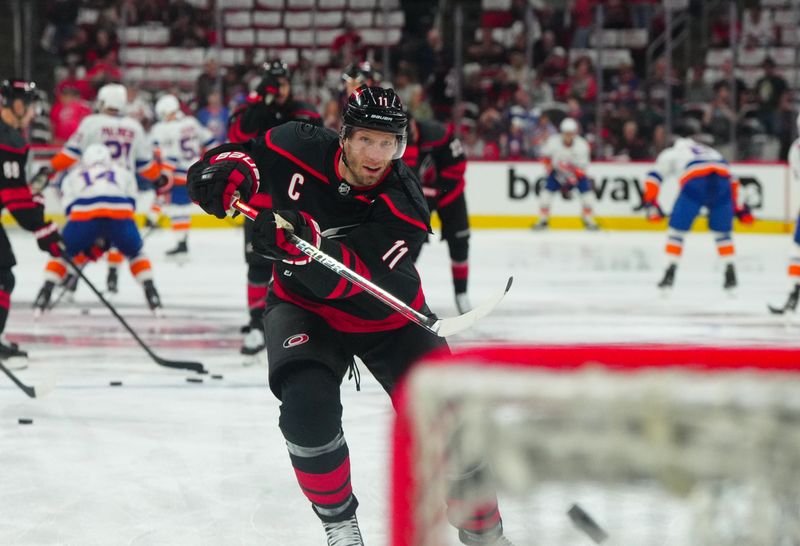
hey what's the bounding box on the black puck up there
[211,374,224,380]
[109,381,123,387]
[18,418,33,425]
[186,377,203,383]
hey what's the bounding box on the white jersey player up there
[149,94,215,259]
[532,118,599,230]
[52,83,159,179]
[35,143,162,314]
[772,115,800,313]
[50,83,160,294]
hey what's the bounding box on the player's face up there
[276,78,290,104]
[11,99,34,128]
[562,132,575,146]
[343,128,397,187]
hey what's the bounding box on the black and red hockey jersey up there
[242,121,433,333]
[227,99,321,144]
[402,119,467,209]
[0,119,48,232]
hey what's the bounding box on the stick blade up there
[155,358,207,374]
[434,277,513,337]
[768,303,788,315]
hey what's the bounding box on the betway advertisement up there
[463,161,793,231]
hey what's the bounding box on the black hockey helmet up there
[342,61,379,85]
[0,79,38,107]
[341,85,408,159]
[256,59,291,105]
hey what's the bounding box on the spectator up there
[685,64,713,104]
[529,110,558,158]
[55,63,94,101]
[43,0,80,55]
[607,63,642,109]
[571,0,596,48]
[649,123,667,157]
[713,59,748,107]
[504,49,533,89]
[394,67,433,120]
[742,6,775,47]
[506,116,530,159]
[629,0,656,30]
[605,0,632,29]
[476,107,504,159]
[50,85,92,144]
[754,58,788,134]
[533,29,557,69]
[529,71,554,105]
[774,89,797,159]
[168,0,195,25]
[86,28,117,67]
[196,55,221,110]
[539,46,568,88]
[416,27,448,86]
[710,11,737,48]
[59,26,89,67]
[195,90,229,144]
[556,56,597,104]
[234,49,259,85]
[612,120,649,160]
[125,86,154,130]
[86,49,122,91]
[645,57,684,117]
[466,28,506,67]
[331,23,364,67]
[459,119,486,159]
[703,82,737,145]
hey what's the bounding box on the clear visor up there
[342,126,407,160]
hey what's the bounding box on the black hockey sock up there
[278,364,358,523]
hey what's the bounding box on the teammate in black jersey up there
[403,113,472,313]
[188,86,513,546]
[0,79,62,358]
[228,59,322,357]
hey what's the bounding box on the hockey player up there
[772,114,800,312]
[403,112,472,313]
[228,59,322,357]
[187,86,514,546]
[50,83,160,294]
[150,94,215,260]
[33,143,162,313]
[0,79,63,357]
[642,123,752,290]
[531,117,599,231]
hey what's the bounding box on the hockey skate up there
[582,217,600,231]
[0,335,27,359]
[459,527,515,546]
[657,264,677,289]
[165,239,189,263]
[240,324,266,357]
[723,263,737,291]
[322,514,365,546]
[455,292,472,314]
[106,267,119,294]
[143,280,163,314]
[61,272,78,303]
[531,219,548,231]
[33,281,56,314]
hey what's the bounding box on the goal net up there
[391,345,800,546]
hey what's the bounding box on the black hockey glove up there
[187,144,260,219]
[34,222,62,257]
[252,209,321,265]
[29,166,53,195]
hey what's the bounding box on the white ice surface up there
[1,227,798,546]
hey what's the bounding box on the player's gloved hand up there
[34,222,62,257]
[735,204,754,225]
[153,173,173,196]
[187,144,260,219]
[29,166,53,195]
[636,200,665,222]
[252,209,321,265]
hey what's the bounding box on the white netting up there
[392,347,800,546]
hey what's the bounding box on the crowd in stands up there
[38,0,800,162]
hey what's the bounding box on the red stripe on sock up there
[247,283,268,309]
[294,457,352,503]
[451,263,469,281]
[0,290,9,309]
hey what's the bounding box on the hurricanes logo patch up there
[338,182,351,196]
[283,333,309,348]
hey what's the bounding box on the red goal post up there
[391,345,800,546]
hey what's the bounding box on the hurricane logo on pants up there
[283,333,309,348]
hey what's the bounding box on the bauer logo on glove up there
[187,144,261,219]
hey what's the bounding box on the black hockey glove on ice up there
[252,209,321,265]
[187,144,260,219]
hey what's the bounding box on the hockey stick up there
[0,360,54,398]
[59,252,206,373]
[230,198,512,337]
[768,303,795,315]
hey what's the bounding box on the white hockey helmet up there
[82,143,112,167]
[97,83,127,112]
[560,117,579,134]
[155,94,181,121]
